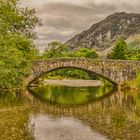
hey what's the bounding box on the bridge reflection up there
[27,87,140,139]
[27,86,137,116]
[0,87,139,139]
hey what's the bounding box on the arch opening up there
[29,66,118,87]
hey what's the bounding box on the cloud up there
[20,0,140,50]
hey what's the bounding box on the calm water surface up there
[0,85,140,140]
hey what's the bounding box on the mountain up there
[66,12,140,51]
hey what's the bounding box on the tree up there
[0,0,39,88]
[44,41,68,58]
[107,38,128,60]
[0,0,39,39]
[69,48,98,59]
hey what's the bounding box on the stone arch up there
[27,59,139,87]
[29,66,118,86]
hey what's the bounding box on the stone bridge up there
[27,58,140,86]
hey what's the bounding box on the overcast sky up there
[21,0,140,50]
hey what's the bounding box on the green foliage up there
[47,68,91,80]
[42,41,98,59]
[108,38,128,60]
[69,48,98,59]
[108,37,140,61]
[0,0,39,88]
[0,0,39,38]
[126,48,140,60]
[43,41,68,58]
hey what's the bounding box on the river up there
[0,83,140,140]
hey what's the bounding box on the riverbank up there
[43,80,103,87]
[0,106,33,140]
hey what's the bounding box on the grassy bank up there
[0,107,33,140]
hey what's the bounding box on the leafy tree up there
[47,68,91,80]
[0,0,39,88]
[108,37,140,60]
[69,48,98,59]
[43,41,68,58]
[0,0,39,38]
[43,42,98,59]
[107,38,128,60]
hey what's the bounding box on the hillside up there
[66,12,140,52]
[127,34,140,48]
